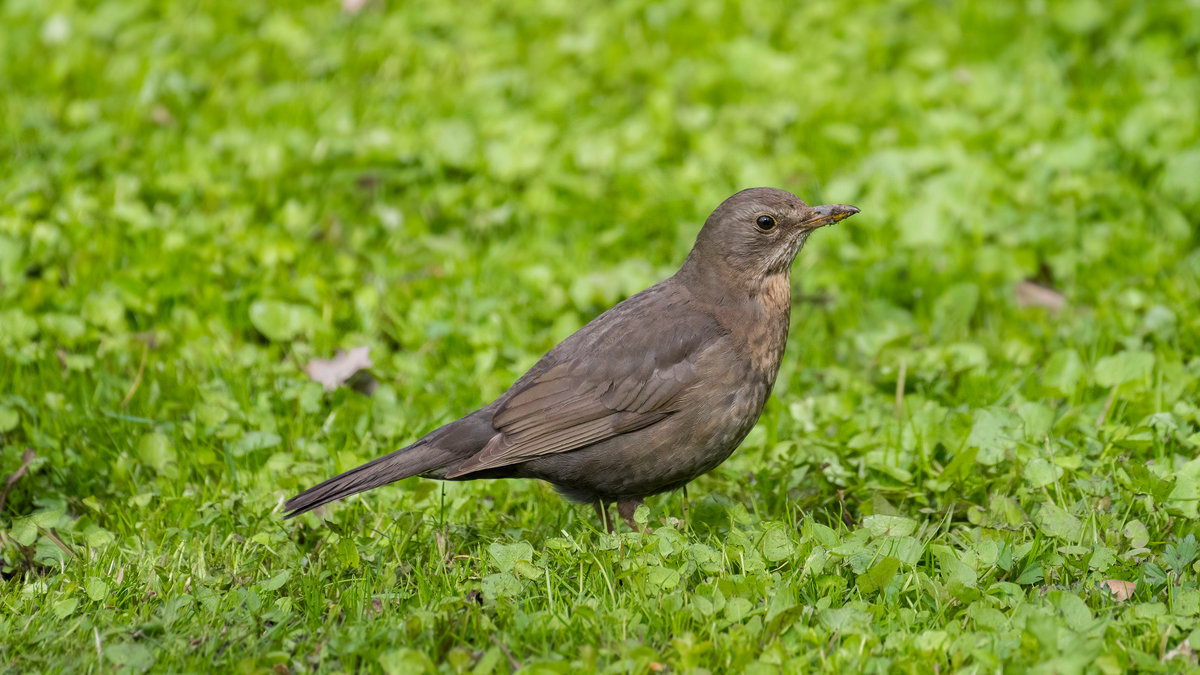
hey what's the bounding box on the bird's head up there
[680,187,859,285]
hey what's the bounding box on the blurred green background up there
[2,0,1199,672]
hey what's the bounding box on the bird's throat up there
[747,272,792,377]
[759,272,792,313]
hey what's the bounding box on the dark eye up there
[755,215,777,231]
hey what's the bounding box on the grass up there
[2,0,1200,671]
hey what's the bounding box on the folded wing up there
[445,299,724,477]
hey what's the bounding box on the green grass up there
[3,0,1200,671]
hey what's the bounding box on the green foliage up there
[2,0,1199,671]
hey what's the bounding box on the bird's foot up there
[617,498,647,533]
[593,499,647,533]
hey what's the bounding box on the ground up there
[2,0,1200,672]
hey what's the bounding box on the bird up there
[285,187,859,531]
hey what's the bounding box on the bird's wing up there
[444,292,725,477]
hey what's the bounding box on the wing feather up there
[444,289,726,478]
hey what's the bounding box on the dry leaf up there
[305,346,372,391]
[1101,579,1136,601]
[1015,280,1066,312]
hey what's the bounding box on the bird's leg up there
[682,485,689,530]
[617,498,646,532]
[593,500,614,533]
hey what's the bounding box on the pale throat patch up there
[746,272,793,374]
[759,272,792,313]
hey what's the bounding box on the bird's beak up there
[801,204,860,230]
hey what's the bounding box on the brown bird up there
[285,188,858,531]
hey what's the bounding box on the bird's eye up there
[755,215,777,231]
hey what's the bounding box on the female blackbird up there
[285,188,858,531]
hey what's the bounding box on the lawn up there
[2,0,1199,672]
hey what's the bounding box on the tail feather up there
[285,407,498,518]
[283,442,448,518]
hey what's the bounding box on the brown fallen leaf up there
[305,346,372,391]
[1015,280,1066,312]
[1101,579,1136,601]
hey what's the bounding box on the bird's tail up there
[283,442,450,518]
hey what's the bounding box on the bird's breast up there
[745,273,792,378]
